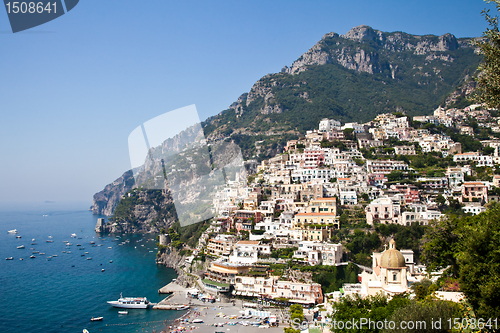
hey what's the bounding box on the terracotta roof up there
[236,240,260,245]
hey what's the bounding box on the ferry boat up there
[107,294,149,309]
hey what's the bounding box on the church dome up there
[380,239,406,268]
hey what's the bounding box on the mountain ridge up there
[92,25,481,218]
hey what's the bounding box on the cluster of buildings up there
[185,105,500,306]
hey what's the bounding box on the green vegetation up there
[422,203,500,320]
[473,0,500,109]
[331,293,461,333]
[168,219,211,249]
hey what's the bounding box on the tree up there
[457,205,500,321]
[421,216,462,278]
[473,0,500,109]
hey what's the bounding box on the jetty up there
[153,281,191,310]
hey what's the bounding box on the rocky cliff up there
[91,170,135,216]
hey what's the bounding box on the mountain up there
[91,25,481,219]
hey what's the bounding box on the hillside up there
[92,25,481,218]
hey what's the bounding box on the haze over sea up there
[0,202,178,333]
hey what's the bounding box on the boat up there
[107,293,149,309]
[16,235,21,238]
[71,233,77,238]
[46,240,53,243]
[118,311,128,315]
[19,258,23,260]
[30,255,35,259]
[5,257,13,260]
[101,269,105,272]
[177,305,190,311]
[90,316,103,321]
[83,329,89,333]
[8,229,18,234]
[192,319,204,323]
[17,245,25,249]
[86,257,92,260]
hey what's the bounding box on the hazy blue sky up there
[0,0,496,203]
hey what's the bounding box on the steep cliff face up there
[282,25,464,76]
[106,189,178,233]
[92,170,134,216]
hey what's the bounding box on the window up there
[393,274,397,281]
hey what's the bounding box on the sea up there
[0,201,180,333]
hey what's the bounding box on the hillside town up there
[160,103,500,327]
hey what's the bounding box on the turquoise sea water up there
[0,202,179,333]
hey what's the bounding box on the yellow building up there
[307,197,337,215]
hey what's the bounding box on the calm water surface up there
[0,202,179,333]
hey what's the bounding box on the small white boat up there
[19,258,24,261]
[90,316,103,322]
[30,255,35,259]
[17,245,25,249]
[118,311,128,315]
[177,305,190,311]
[5,257,13,260]
[16,235,21,239]
[8,229,18,234]
[107,293,149,309]
[86,257,93,260]
[71,233,77,238]
[83,329,89,333]
[192,319,204,323]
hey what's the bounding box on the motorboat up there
[71,233,77,238]
[107,294,149,309]
[16,235,21,238]
[17,245,25,249]
[8,229,18,234]
[118,311,128,315]
[30,255,35,259]
[90,316,103,322]
[177,305,190,311]
[5,257,13,260]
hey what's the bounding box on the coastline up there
[157,285,287,333]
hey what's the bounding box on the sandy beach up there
[157,283,288,333]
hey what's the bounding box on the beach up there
[158,283,287,333]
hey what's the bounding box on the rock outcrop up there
[91,170,135,216]
[281,25,467,76]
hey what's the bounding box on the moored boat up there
[90,316,103,321]
[107,293,149,309]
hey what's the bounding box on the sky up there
[0,0,497,203]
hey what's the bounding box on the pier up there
[153,281,190,310]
